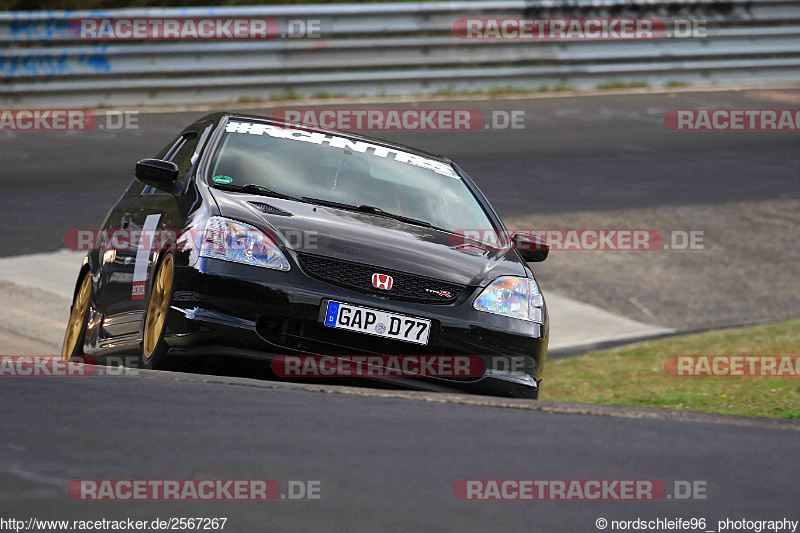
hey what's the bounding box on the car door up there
[99,135,185,338]
[125,129,208,330]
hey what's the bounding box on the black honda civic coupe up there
[62,112,550,398]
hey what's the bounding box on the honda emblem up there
[372,273,393,290]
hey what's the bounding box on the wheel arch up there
[70,257,94,303]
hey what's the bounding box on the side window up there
[169,132,200,183]
[139,126,208,195]
[156,134,183,160]
[126,179,146,197]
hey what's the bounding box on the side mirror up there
[136,159,179,193]
[510,232,549,262]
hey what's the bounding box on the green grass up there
[544,320,800,419]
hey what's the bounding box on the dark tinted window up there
[126,179,146,196]
[157,135,183,160]
[170,132,200,183]
[139,132,200,195]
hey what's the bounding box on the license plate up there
[323,301,431,345]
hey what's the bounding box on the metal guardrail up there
[1,0,799,108]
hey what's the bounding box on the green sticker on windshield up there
[213,175,233,184]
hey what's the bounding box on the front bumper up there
[163,257,549,398]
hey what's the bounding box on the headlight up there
[473,276,543,323]
[200,216,290,271]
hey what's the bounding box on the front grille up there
[296,253,464,303]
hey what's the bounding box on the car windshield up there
[209,120,496,234]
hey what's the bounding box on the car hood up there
[210,189,527,287]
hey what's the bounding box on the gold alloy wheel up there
[143,254,174,360]
[62,273,91,361]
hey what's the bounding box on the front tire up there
[141,253,176,370]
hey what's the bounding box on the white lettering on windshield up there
[225,121,458,178]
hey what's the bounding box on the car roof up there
[221,112,451,163]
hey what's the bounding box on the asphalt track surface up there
[1,375,798,531]
[1,89,798,257]
[1,89,799,530]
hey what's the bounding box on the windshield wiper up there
[212,182,297,201]
[301,197,439,230]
